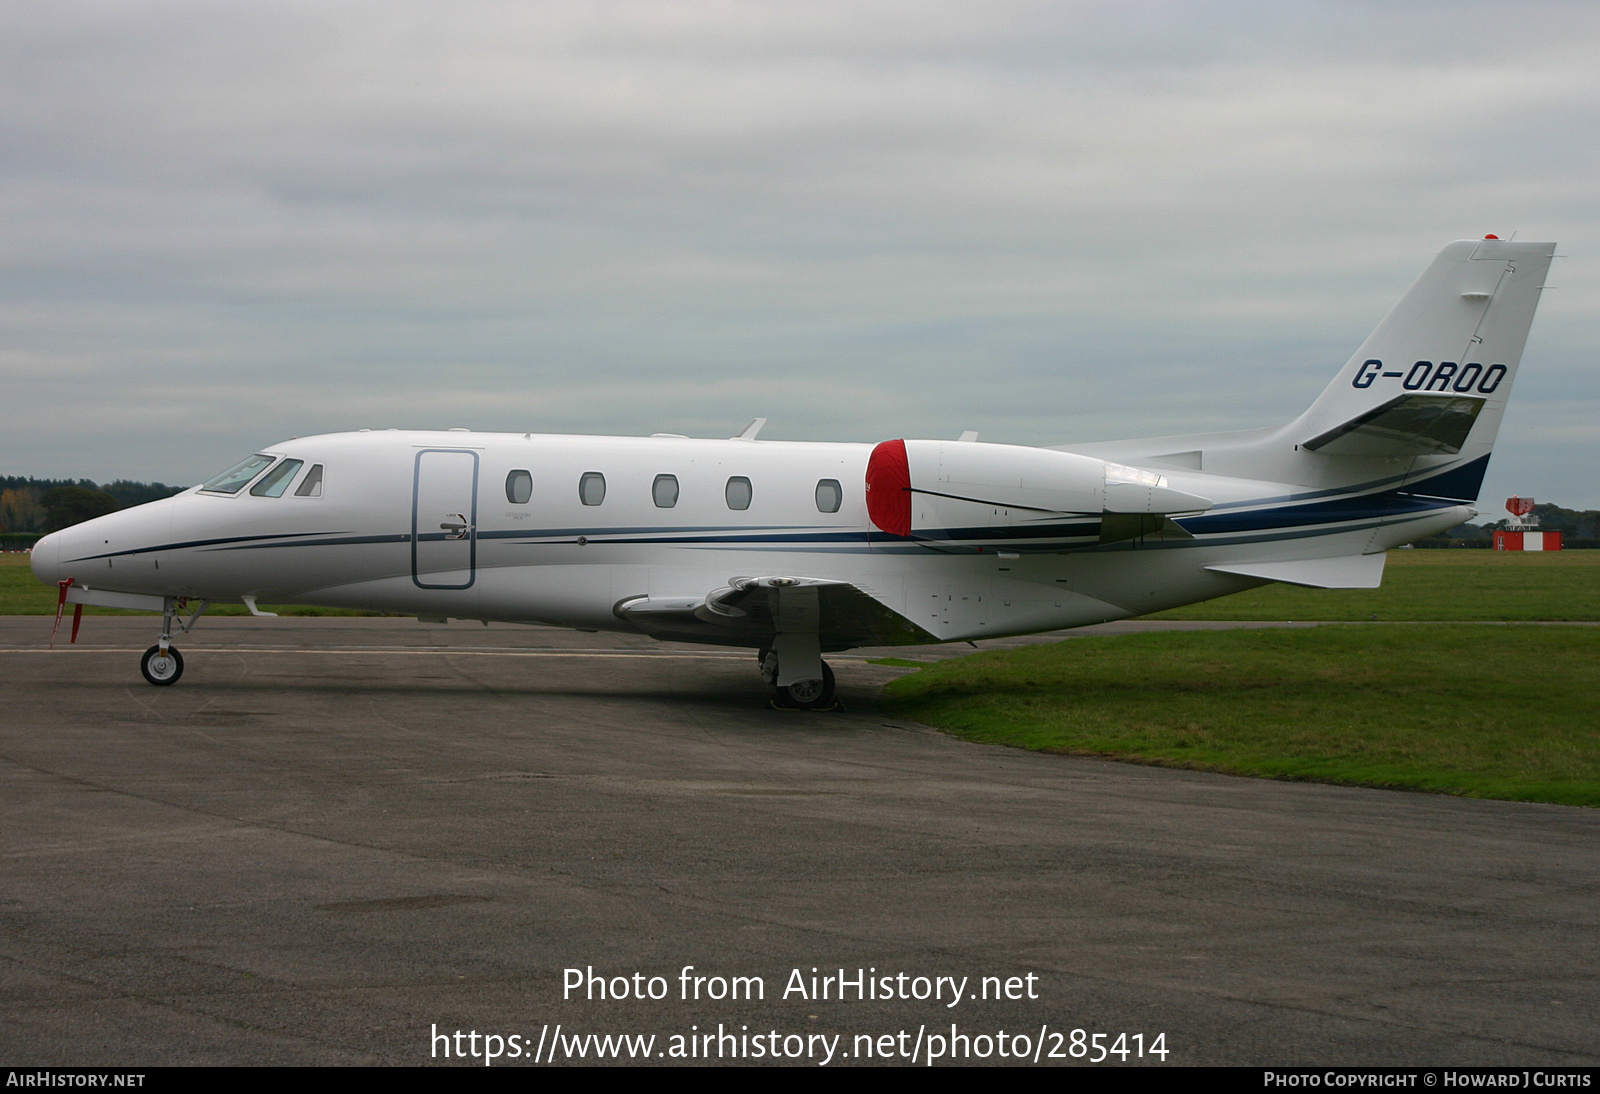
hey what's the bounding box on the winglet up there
[731,418,768,441]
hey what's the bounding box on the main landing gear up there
[759,648,839,711]
[139,596,208,687]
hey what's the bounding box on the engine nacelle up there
[865,439,1210,544]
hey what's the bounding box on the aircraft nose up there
[29,530,62,585]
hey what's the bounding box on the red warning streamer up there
[51,577,80,649]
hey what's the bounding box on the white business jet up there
[31,237,1554,707]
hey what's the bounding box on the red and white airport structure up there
[1493,496,1563,551]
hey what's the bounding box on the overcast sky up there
[4,0,1597,509]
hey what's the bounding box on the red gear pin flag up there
[51,577,83,648]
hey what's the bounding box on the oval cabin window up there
[652,474,679,508]
[579,472,606,506]
[815,478,842,513]
[505,469,533,505]
[725,476,752,511]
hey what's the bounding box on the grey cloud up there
[2,1,1597,506]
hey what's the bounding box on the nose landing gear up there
[138,596,208,687]
[140,644,184,686]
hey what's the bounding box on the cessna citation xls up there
[32,237,1554,707]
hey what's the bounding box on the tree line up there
[0,476,188,536]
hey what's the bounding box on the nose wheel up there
[137,596,205,686]
[140,644,184,686]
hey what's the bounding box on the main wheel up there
[140,645,184,686]
[777,661,835,710]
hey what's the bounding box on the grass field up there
[881,625,1600,807]
[1146,549,1600,621]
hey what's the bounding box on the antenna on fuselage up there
[731,418,768,441]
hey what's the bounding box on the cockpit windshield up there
[249,459,304,498]
[201,454,277,494]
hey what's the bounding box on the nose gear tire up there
[140,645,184,686]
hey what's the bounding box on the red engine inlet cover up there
[865,439,912,537]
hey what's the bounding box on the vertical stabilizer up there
[1290,239,1554,483]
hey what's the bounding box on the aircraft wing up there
[616,576,939,650]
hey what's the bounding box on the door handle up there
[440,515,470,540]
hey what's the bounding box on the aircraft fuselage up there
[30,428,1471,645]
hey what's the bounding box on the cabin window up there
[725,476,752,511]
[250,459,304,498]
[815,478,842,513]
[201,454,276,494]
[294,464,324,497]
[505,469,533,505]
[652,474,679,508]
[579,471,606,506]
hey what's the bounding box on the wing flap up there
[617,577,938,649]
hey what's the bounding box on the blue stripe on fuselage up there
[63,468,1474,566]
[1177,492,1458,535]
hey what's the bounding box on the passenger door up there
[412,449,478,589]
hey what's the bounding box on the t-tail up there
[1060,237,1556,585]
[1071,237,1555,502]
[1285,236,1555,502]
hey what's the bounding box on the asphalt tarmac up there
[2,615,1596,1067]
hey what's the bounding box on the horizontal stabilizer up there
[1302,394,1484,457]
[1205,554,1387,589]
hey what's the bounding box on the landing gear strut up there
[760,648,839,710]
[758,583,840,710]
[139,596,207,687]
